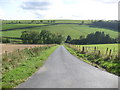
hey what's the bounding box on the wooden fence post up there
[81,46,85,54]
[17,49,20,53]
[79,46,80,51]
[106,48,108,55]
[98,50,101,55]
[94,47,96,51]
[5,51,8,56]
[109,49,112,56]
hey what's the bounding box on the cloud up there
[0,0,118,20]
[94,0,119,4]
[21,1,51,10]
[0,8,5,19]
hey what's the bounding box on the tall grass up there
[2,45,54,74]
[2,45,58,88]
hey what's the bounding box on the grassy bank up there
[65,44,119,76]
[2,45,58,88]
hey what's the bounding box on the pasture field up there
[1,24,47,31]
[1,24,118,39]
[76,44,119,56]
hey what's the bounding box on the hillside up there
[1,24,118,39]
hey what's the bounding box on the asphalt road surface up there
[17,46,118,88]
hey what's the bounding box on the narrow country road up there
[17,46,118,88]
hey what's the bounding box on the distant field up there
[1,24,118,39]
[54,20,92,24]
[1,24,47,30]
[2,20,92,24]
[77,44,119,56]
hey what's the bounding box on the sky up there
[0,0,119,20]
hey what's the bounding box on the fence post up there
[109,49,112,56]
[17,49,20,53]
[81,46,85,54]
[86,47,88,52]
[106,48,108,55]
[5,51,8,56]
[94,47,96,51]
[98,50,101,55]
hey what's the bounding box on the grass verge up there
[2,45,59,88]
[64,45,119,76]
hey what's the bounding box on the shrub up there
[0,37,10,43]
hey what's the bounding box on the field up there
[1,24,118,39]
[1,24,47,31]
[2,20,92,24]
[1,44,53,54]
[76,44,119,56]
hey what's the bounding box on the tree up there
[81,21,84,24]
[90,20,118,31]
[39,30,51,44]
[40,20,43,23]
[55,34,65,44]
[21,31,38,44]
[65,35,71,43]
[21,30,65,44]
[69,31,117,44]
[53,20,55,23]
[1,37,10,43]
[79,35,85,40]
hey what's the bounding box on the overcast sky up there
[0,0,119,20]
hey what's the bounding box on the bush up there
[0,37,10,43]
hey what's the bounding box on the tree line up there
[65,31,118,44]
[89,20,119,32]
[2,20,56,24]
[1,31,118,44]
[21,30,65,44]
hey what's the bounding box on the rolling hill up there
[1,24,118,39]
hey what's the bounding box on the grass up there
[2,45,58,88]
[76,44,119,56]
[64,45,94,65]
[1,24,47,30]
[65,44,120,76]
[1,24,118,39]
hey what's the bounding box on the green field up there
[76,44,119,56]
[1,24,118,39]
[1,24,47,30]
